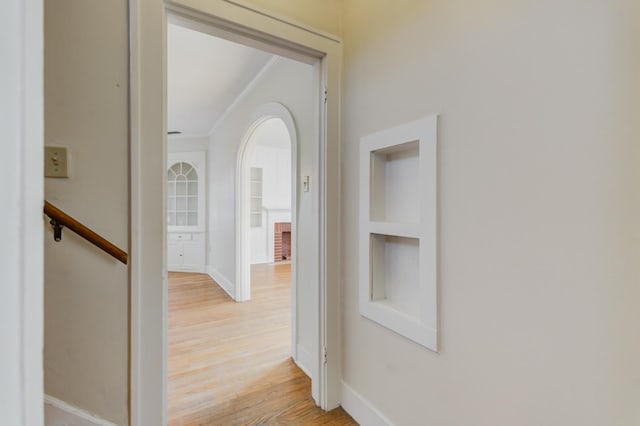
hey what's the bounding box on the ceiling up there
[167,24,274,136]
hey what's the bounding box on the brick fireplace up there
[274,222,291,262]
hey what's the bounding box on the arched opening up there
[236,103,297,303]
[246,119,292,266]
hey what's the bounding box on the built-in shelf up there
[370,234,420,318]
[359,115,438,352]
[370,140,420,224]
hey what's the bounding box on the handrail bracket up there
[43,200,128,264]
[49,218,64,242]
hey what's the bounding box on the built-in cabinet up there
[168,232,205,272]
[167,151,206,272]
[359,116,438,352]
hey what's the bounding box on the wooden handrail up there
[44,200,128,265]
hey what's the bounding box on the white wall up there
[248,119,292,264]
[341,1,640,425]
[44,1,129,424]
[167,135,209,153]
[207,56,317,373]
[238,0,342,37]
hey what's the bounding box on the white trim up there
[340,382,394,426]
[207,56,279,136]
[207,266,235,300]
[44,395,117,426]
[129,0,168,424]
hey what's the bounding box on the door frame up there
[129,1,342,424]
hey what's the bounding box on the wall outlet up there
[44,146,69,178]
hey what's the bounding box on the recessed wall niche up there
[359,115,438,352]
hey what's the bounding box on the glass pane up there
[250,167,262,180]
[167,182,175,196]
[167,169,176,179]
[167,196,176,210]
[188,182,198,196]
[171,163,181,174]
[250,182,262,196]
[187,168,198,180]
[167,212,175,226]
[180,162,191,175]
[187,212,198,226]
[187,196,197,211]
[176,213,187,226]
[176,181,187,196]
[176,174,186,181]
[176,196,187,210]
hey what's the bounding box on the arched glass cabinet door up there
[167,151,205,232]
[167,161,198,227]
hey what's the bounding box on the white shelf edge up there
[367,221,420,239]
[361,301,438,352]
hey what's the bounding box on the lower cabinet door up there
[167,243,183,271]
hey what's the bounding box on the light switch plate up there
[44,146,69,178]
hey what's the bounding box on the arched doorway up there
[235,103,321,401]
[236,103,297,302]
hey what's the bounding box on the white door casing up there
[129,1,342,424]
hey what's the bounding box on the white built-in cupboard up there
[167,151,206,272]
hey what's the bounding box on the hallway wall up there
[340,1,640,425]
[168,135,209,153]
[240,0,343,36]
[43,0,129,424]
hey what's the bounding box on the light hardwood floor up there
[168,263,356,425]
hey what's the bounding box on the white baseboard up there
[44,395,116,426]
[207,266,235,300]
[340,382,393,426]
[294,344,313,379]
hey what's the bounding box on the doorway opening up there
[236,108,298,304]
[131,2,343,420]
[164,17,340,424]
[242,116,294,287]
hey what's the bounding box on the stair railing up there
[44,200,128,264]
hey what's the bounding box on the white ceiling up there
[167,24,273,136]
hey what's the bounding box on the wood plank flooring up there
[168,263,356,425]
